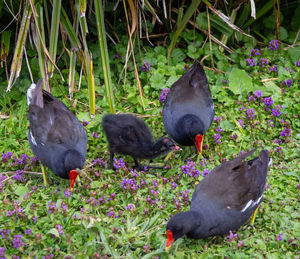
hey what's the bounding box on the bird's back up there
[27,80,87,177]
[163,61,214,144]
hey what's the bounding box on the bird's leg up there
[133,157,144,171]
[109,152,114,169]
[41,164,47,186]
[249,207,259,226]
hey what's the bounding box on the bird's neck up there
[174,210,202,238]
[63,149,84,172]
[176,115,204,140]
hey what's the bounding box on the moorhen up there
[163,61,214,156]
[27,79,87,189]
[166,150,271,251]
[102,114,180,170]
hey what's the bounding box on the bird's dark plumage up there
[27,79,87,182]
[163,61,214,154]
[166,150,270,250]
[102,114,178,170]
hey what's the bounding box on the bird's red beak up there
[165,229,175,252]
[69,170,78,191]
[195,134,204,156]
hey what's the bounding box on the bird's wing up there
[193,150,269,211]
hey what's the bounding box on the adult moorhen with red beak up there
[27,79,87,190]
[166,150,271,251]
[102,114,180,171]
[163,61,214,156]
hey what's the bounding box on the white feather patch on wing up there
[27,83,37,105]
[241,200,254,213]
[29,130,37,146]
[268,158,272,168]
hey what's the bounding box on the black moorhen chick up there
[166,150,271,251]
[163,61,214,156]
[102,114,180,170]
[27,79,87,190]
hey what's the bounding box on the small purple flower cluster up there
[248,96,256,102]
[159,88,170,103]
[280,127,291,138]
[12,170,25,182]
[82,119,89,127]
[180,189,191,204]
[276,232,283,241]
[238,119,245,128]
[259,58,269,68]
[55,224,64,235]
[171,181,178,189]
[113,158,126,170]
[213,133,222,144]
[141,61,151,72]
[92,132,98,139]
[93,158,104,167]
[285,67,294,74]
[125,204,134,210]
[6,201,24,218]
[226,230,238,241]
[222,79,228,85]
[245,58,257,67]
[249,49,260,57]
[25,228,32,235]
[114,52,124,60]
[12,234,24,249]
[47,201,57,214]
[254,90,263,98]
[2,151,12,163]
[0,229,10,239]
[268,40,279,51]
[181,161,200,178]
[263,97,274,108]
[245,108,256,120]
[281,79,293,87]
[64,188,72,198]
[271,105,282,117]
[202,168,210,177]
[0,247,6,259]
[295,59,300,67]
[269,64,278,72]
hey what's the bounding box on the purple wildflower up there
[271,106,282,117]
[245,58,257,67]
[113,158,126,170]
[125,204,134,210]
[249,49,260,57]
[285,67,294,74]
[159,88,170,103]
[47,201,56,214]
[202,168,210,177]
[12,235,24,249]
[281,79,293,87]
[12,170,24,181]
[269,40,279,51]
[214,116,222,124]
[181,161,200,178]
[276,233,283,241]
[238,106,245,111]
[295,59,300,67]
[64,188,72,198]
[248,96,256,102]
[141,61,151,72]
[259,58,269,67]
[180,189,191,204]
[222,79,228,85]
[0,229,10,239]
[55,224,64,235]
[231,133,238,139]
[93,158,104,167]
[245,108,255,120]
[226,230,238,241]
[82,119,89,126]
[213,133,222,144]
[2,151,12,163]
[92,132,98,139]
[238,119,245,128]
[254,90,263,98]
[269,65,278,72]
[263,97,274,107]
[25,229,32,235]
[215,126,223,133]
[171,182,178,189]
[280,127,291,138]
[0,247,5,258]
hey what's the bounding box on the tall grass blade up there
[48,0,62,76]
[7,1,32,91]
[167,0,202,62]
[94,0,115,113]
[0,31,11,79]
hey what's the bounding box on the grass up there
[0,40,299,258]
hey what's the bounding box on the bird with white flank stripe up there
[27,79,87,190]
[165,150,271,252]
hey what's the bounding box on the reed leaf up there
[7,1,32,91]
[0,31,11,79]
[94,0,115,113]
[167,0,202,62]
[48,0,62,76]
